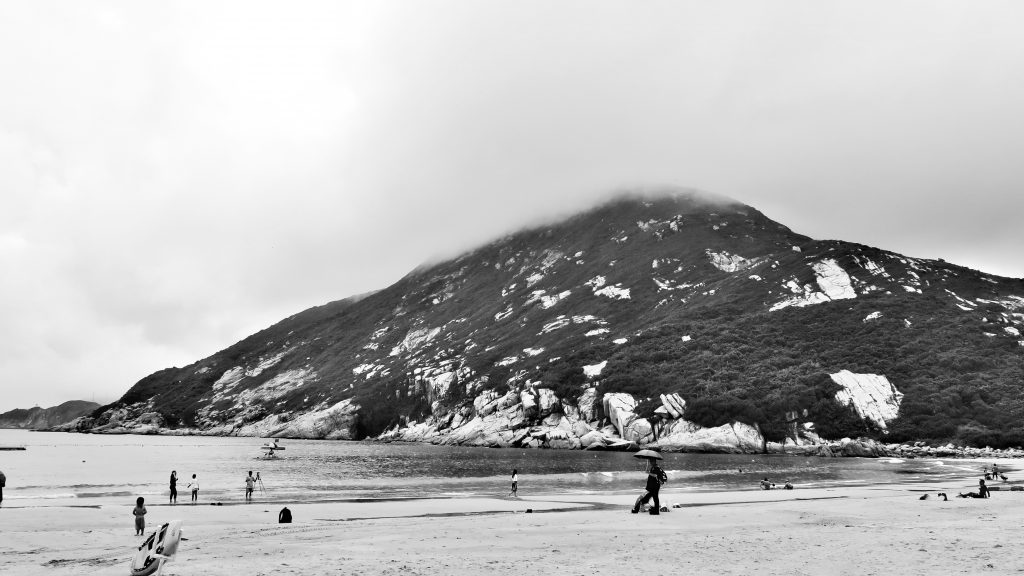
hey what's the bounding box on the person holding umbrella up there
[631,450,667,515]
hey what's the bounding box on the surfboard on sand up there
[130,520,183,576]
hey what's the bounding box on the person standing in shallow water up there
[510,469,518,497]
[245,471,256,501]
[169,471,178,504]
[188,474,199,503]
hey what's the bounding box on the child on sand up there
[188,474,199,503]
[133,497,147,535]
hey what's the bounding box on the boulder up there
[577,388,601,422]
[579,430,607,448]
[659,393,686,419]
[537,388,561,418]
[603,393,637,438]
[650,420,764,453]
[520,390,539,420]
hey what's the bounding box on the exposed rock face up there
[830,370,904,430]
[770,259,857,311]
[651,420,764,453]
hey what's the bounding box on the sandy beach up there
[3,478,1022,576]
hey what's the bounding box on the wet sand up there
[2,479,1022,575]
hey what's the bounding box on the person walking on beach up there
[188,474,199,503]
[133,497,147,535]
[631,458,667,515]
[510,469,519,497]
[0,469,5,506]
[245,471,256,501]
[169,470,178,504]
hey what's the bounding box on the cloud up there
[1,1,1023,410]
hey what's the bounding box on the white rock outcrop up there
[583,361,608,378]
[705,250,757,273]
[651,420,764,453]
[830,370,904,430]
[770,259,856,312]
[659,393,686,419]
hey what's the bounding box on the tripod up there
[256,472,267,496]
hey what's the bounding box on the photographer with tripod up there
[245,471,268,501]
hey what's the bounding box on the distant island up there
[0,400,99,429]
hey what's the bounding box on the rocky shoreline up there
[43,418,1024,460]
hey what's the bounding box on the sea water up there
[0,429,996,508]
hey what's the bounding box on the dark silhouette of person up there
[169,471,178,504]
[279,507,292,523]
[959,479,991,499]
[632,459,667,515]
[0,469,5,505]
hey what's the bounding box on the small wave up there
[15,482,154,491]
[885,459,905,464]
[9,493,78,500]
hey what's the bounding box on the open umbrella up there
[633,449,663,460]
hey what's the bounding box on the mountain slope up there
[0,400,100,429]
[68,192,1024,451]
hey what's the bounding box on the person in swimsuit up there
[133,497,147,535]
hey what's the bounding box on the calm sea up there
[0,429,998,508]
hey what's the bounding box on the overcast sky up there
[2,1,1023,412]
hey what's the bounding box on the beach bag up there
[657,469,668,485]
[279,507,292,523]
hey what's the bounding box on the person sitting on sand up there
[133,497,147,536]
[784,481,793,490]
[760,477,775,490]
[958,479,991,499]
